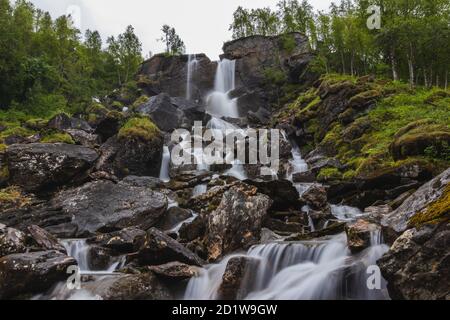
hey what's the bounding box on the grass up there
[40,132,75,144]
[0,186,31,210]
[118,117,160,141]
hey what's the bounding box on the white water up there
[61,239,125,274]
[331,205,365,222]
[206,59,239,118]
[159,146,171,182]
[193,184,207,196]
[185,232,389,300]
[186,54,198,100]
[169,212,199,235]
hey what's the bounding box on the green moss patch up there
[118,117,160,142]
[41,132,75,144]
[0,186,31,210]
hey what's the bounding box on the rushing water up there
[159,146,171,182]
[186,54,198,100]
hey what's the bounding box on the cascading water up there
[159,146,171,182]
[186,54,198,100]
[206,59,239,118]
[185,232,389,300]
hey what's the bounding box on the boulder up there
[206,185,272,261]
[382,168,450,234]
[47,113,92,132]
[0,251,76,299]
[96,133,163,178]
[137,228,204,266]
[65,129,100,148]
[300,184,329,211]
[293,170,316,183]
[87,227,147,254]
[378,222,450,300]
[0,224,27,257]
[2,180,168,238]
[345,220,379,253]
[79,273,173,300]
[5,143,98,192]
[27,225,65,252]
[156,207,193,231]
[244,179,299,210]
[147,262,200,281]
[179,216,206,242]
[218,256,254,300]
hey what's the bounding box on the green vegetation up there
[160,25,185,55]
[40,132,75,144]
[317,167,342,182]
[230,0,450,87]
[0,0,143,116]
[118,117,160,141]
[0,186,31,210]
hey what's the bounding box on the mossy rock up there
[131,95,150,110]
[40,132,75,144]
[0,144,6,152]
[118,117,161,142]
[408,184,450,228]
[348,89,382,109]
[317,167,343,182]
[391,129,450,161]
[24,118,48,130]
[0,186,32,211]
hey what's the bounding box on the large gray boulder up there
[206,185,272,261]
[382,168,450,234]
[5,143,98,192]
[0,250,76,299]
[0,224,27,257]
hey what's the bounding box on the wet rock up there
[137,228,205,266]
[263,218,306,234]
[363,205,392,223]
[80,273,173,300]
[87,246,117,271]
[121,175,162,188]
[300,184,330,212]
[156,207,193,231]
[218,256,254,300]
[206,185,272,261]
[0,250,76,299]
[88,227,146,254]
[179,216,206,242]
[244,179,299,210]
[147,262,200,281]
[286,221,346,241]
[382,168,450,234]
[292,170,316,183]
[0,224,27,257]
[345,220,379,253]
[5,143,98,192]
[27,225,65,252]
[388,190,415,210]
[378,222,450,300]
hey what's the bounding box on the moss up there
[111,101,124,111]
[118,117,160,142]
[317,167,342,182]
[0,126,35,142]
[0,144,6,152]
[24,118,48,130]
[131,95,150,109]
[0,165,9,181]
[0,186,31,210]
[41,132,75,144]
[408,185,450,228]
[86,103,109,115]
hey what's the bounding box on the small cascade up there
[206,59,239,118]
[184,233,389,300]
[186,54,198,100]
[61,239,125,274]
[159,146,171,182]
[169,212,199,235]
[192,184,207,197]
[331,205,365,222]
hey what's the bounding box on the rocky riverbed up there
[0,33,448,300]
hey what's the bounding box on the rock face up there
[0,251,76,299]
[47,113,92,132]
[223,33,314,88]
[0,224,27,257]
[137,228,205,266]
[5,143,98,192]
[378,222,450,300]
[87,227,147,254]
[148,262,200,281]
[244,179,299,210]
[206,185,272,261]
[27,225,65,252]
[137,53,216,101]
[382,168,450,234]
[137,94,208,132]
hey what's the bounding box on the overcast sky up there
[29,0,333,60]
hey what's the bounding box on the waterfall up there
[186,54,198,100]
[159,146,171,182]
[184,234,389,300]
[331,205,365,222]
[61,239,125,274]
[206,59,239,118]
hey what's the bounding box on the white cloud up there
[29,0,332,60]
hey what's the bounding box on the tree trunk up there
[341,51,346,74]
[445,71,448,90]
[407,43,415,88]
[390,48,399,81]
[424,69,428,87]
